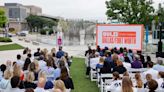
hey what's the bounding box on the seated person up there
[153,58,164,72]
[100,61,112,74]
[143,62,158,80]
[105,72,122,91]
[147,79,158,92]
[113,76,138,92]
[96,57,104,69]
[58,67,74,90]
[24,72,37,89]
[156,71,164,90]
[113,60,127,74]
[131,54,142,68]
[90,52,100,69]
[144,74,153,88]
[0,69,12,89]
[5,76,24,92]
[134,73,143,88]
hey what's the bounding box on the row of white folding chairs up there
[99,68,149,92]
[105,88,164,92]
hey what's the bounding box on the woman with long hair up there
[114,76,137,92]
[24,71,37,89]
[53,80,66,92]
[134,73,143,88]
[59,66,74,90]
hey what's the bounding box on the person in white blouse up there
[113,76,138,92]
[34,77,49,92]
[90,52,100,69]
[143,62,158,80]
[156,72,164,90]
[105,72,122,92]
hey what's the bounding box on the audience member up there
[147,79,158,92]
[105,72,121,92]
[53,80,66,92]
[13,63,24,81]
[0,69,12,89]
[34,48,41,57]
[25,88,34,92]
[131,54,142,68]
[34,77,48,92]
[134,73,143,88]
[113,60,127,74]
[153,58,164,72]
[143,62,158,79]
[43,59,55,81]
[54,60,65,80]
[24,71,37,89]
[114,76,137,92]
[16,54,24,68]
[59,67,74,90]
[56,46,64,59]
[23,54,32,71]
[96,57,104,69]
[33,60,41,81]
[0,64,6,76]
[143,56,151,68]
[156,71,164,90]
[100,61,112,74]
[144,74,153,88]
[6,76,24,92]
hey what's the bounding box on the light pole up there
[157,3,163,53]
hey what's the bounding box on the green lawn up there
[0,43,24,51]
[70,58,99,92]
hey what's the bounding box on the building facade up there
[2,3,42,32]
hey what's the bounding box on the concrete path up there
[0,35,163,65]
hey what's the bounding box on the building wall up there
[25,5,42,15]
[3,3,42,31]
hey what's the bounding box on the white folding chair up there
[90,68,97,81]
[100,73,113,92]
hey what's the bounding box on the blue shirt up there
[56,50,64,58]
[96,64,103,69]
[54,68,61,80]
[153,64,164,72]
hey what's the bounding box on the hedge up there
[0,37,12,42]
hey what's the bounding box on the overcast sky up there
[0,0,164,22]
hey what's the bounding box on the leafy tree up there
[0,8,7,27]
[57,19,68,32]
[157,4,164,22]
[26,15,57,32]
[106,0,155,25]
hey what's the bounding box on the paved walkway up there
[0,35,163,64]
[0,36,90,64]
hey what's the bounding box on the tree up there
[106,0,155,25]
[26,15,57,32]
[0,8,7,27]
[157,4,164,22]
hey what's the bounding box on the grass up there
[70,58,99,92]
[0,43,24,51]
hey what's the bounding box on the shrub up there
[40,28,54,35]
[0,37,12,42]
[48,29,54,35]
[40,29,47,35]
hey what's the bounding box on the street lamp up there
[157,3,163,53]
